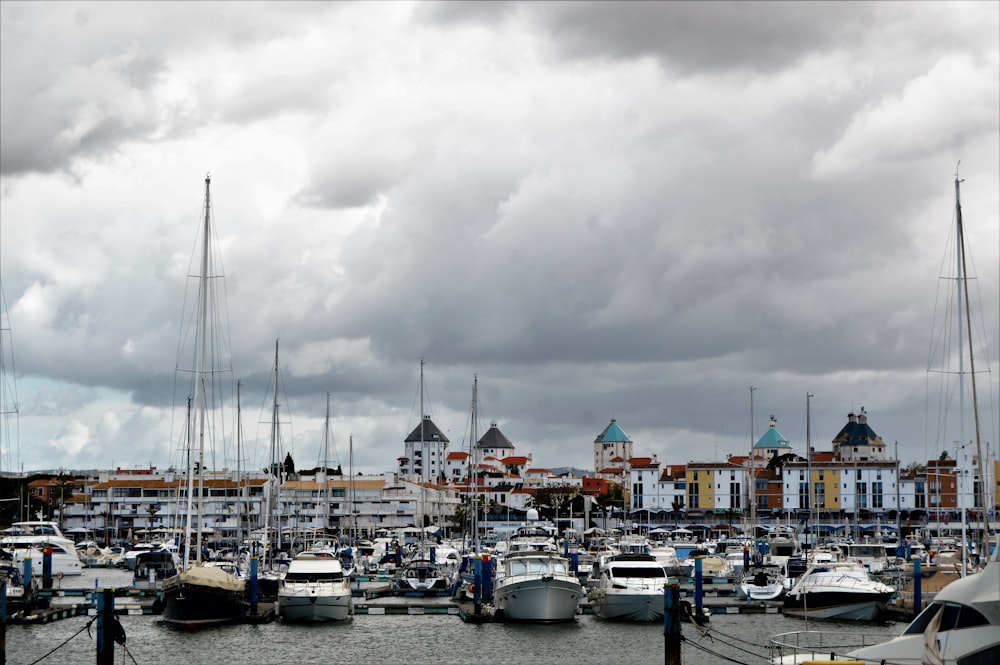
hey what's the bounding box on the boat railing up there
[796,572,880,592]
[768,630,889,662]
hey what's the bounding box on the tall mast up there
[183,174,213,568]
[471,375,479,552]
[954,170,990,569]
[270,340,282,557]
[349,434,356,542]
[806,392,813,556]
[748,385,756,539]
[322,393,331,537]
[419,359,425,534]
[181,395,193,569]
[236,381,244,553]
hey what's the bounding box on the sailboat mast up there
[185,174,213,567]
[270,340,282,557]
[471,375,479,552]
[236,380,244,553]
[181,395,194,569]
[954,172,990,566]
[322,393,331,537]
[748,385,756,538]
[806,392,814,556]
[419,359,425,534]
[349,434,356,542]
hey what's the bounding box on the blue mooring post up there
[912,556,922,613]
[430,547,436,564]
[249,557,259,616]
[663,583,681,665]
[569,549,579,576]
[481,555,493,603]
[96,588,114,665]
[694,556,704,618]
[472,557,483,615]
[42,547,53,590]
[22,558,32,590]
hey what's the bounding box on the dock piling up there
[96,588,114,665]
[663,583,681,665]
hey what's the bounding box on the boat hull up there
[592,590,663,621]
[738,582,786,601]
[782,591,892,621]
[278,586,352,622]
[161,568,247,628]
[494,577,581,622]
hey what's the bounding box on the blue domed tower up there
[594,418,633,473]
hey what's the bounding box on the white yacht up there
[493,550,582,622]
[589,553,670,621]
[782,560,895,622]
[0,521,83,577]
[277,547,353,622]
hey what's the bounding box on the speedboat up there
[737,563,786,601]
[589,553,669,621]
[0,521,83,577]
[494,550,582,622]
[278,547,352,622]
[782,561,894,622]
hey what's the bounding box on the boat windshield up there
[609,566,666,579]
[902,602,990,635]
[285,571,344,583]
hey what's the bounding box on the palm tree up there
[670,499,685,526]
[145,504,161,529]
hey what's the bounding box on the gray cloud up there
[0,1,997,475]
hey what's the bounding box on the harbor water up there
[10,569,903,665]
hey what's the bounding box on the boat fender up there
[467,582,475,594]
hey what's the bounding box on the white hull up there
[592,590,663,621]
[494,577,581,622]
[278,585,352,622]
[10,550,83,577]
[738,583,785,601]
[782,599,885,622]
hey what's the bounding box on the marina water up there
[11,569,903,665]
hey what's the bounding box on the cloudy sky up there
[1,1,998,478]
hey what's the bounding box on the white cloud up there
[812,54,1000,179]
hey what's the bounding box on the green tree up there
[766,452,801,472]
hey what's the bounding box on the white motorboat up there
[737,563,786,601]
[0,521,83,577]
[782,561,894,622]
[589,553,669,621]
[278,547,353,622]
[493,550,582,622]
